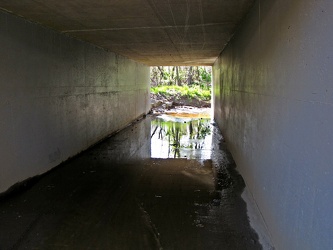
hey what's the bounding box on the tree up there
[150,66,211,88]
[175,66,180,86]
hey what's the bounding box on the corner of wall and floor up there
[213,0,333,249]
[0,10,150,194]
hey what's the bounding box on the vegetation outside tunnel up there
[150,66,212,102]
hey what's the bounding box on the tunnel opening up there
[149,66,213,159]
[150,66,212,115]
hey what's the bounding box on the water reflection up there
[0,114,262,250]
[151,114,212,159]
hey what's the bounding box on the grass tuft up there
[151,85,211,101]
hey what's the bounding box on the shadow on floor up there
[0,116,261,250]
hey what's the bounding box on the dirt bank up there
[150,92,211,114]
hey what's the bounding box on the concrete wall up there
[0,11,150,193]
[213,0,333,249]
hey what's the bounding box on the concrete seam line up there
[62,22,234,33]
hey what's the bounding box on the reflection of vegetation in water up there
[151,118,211,158]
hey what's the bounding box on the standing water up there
[151,115,212,159]
[0,108,262,249]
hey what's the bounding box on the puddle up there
[151,108,213,159]
[0,113,262,250]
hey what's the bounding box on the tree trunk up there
[158,66,164,85]
[171,66,175,85]
[187,66,193,85]
[195,66,200,81]
[176,66,180,86]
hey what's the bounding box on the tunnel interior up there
[1,0,333,249]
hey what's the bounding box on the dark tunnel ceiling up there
[0,0,255,66]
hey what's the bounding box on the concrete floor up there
[0,116,262,250]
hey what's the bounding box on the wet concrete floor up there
[0,114,262,250]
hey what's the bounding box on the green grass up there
[151,85,211,101]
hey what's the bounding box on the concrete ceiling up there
[0,0,255,66]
